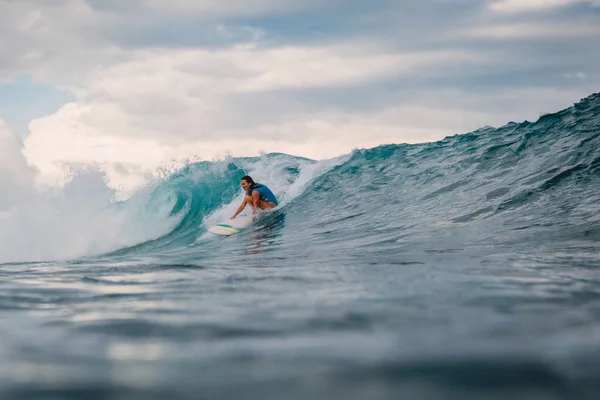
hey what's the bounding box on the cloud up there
[562,71,587,79]
[0,0,331,83]
[0,0,124,83]
[0,0,338,86]
[460,21,600,39]
[20,42,486,142]
[84,0,328,18]
[488,0,600,13]
[233,46,480,92]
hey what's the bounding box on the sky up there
[0,0,599,193]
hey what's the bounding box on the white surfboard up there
[208,213,254,236]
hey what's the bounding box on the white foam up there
[0,168,181,263]
[0,120,36,211]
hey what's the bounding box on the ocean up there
[1,93,599,399]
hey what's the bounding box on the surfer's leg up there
[245,196,276,210]
[257,200,277,210]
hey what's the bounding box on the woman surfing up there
[230,175,278,220]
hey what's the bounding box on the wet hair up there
[241,175,256,188]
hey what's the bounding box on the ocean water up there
[1,93,599,399]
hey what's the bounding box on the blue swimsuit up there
[247,184,278,206]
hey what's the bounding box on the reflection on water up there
[247,211,286,256]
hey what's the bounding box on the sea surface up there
[1,93,599,399]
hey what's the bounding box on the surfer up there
[231,175,278,219]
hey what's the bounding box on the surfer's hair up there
[241,175,256,188]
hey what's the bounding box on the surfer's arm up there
[231,200,246,219]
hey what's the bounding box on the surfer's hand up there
[230,215,236,220]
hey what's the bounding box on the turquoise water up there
[1,93,599,399]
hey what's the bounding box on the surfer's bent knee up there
[261,201,277,210]
[246,196,276,210]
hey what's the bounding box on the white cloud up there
[0,0,331,83]
[120,0,328,17]
[562,71,587,79]
[460,21,600,39]
[232,46,475,92]
[488,0,600,13]
[0,0,124,83]
[76,44,476,102]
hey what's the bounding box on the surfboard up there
[208,213,254,236]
